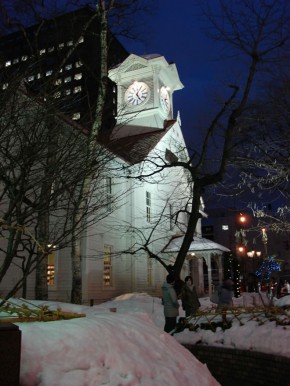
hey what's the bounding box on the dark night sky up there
[119,0,283,212]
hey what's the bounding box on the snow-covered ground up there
[1,292,290,386]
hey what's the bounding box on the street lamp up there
[239,214,247,224]
[247,250,261,258]
[246,249,262,292]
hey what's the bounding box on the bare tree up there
[121,0,290,279]
[223,69,290,233]
[0,75,125,303]
[0,0,154,303]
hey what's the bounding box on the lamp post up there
[246,250,261,292]
[235,213,249,292]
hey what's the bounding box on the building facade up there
[0,8,228,303]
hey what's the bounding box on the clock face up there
[160,86,170,114]
[125,81,150,106]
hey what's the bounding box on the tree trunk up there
[70,2,108,304]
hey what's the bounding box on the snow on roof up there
[163,235,230,254]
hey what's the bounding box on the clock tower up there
[108,53,183,137]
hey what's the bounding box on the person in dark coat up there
[161,274,179,333]
[217,278,234,323]
[181,276,201,317]
[217,279,234,307]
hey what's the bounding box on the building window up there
[147,257,153,286]
[75,61,83,68]
[53,91,61,99]
[5,60,11,67]
[13,58,19,64]
[39,48,46,55]
[65,89,71,95]
[72,112,80,120]
[67,40,73,46]
[65,64,72,71]
[46,70,53,76]
[47,251,56,286]
[103,245,112,287]
[73,85,82,93]
[2,83,8,90]
[64,76,71,83]
[74,73,82,80]
[146,191,151,222]
[55,79,62,85]
[105,177,112,211]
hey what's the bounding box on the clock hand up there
[136,91,142,100]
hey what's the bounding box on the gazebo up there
[164,235,230,296]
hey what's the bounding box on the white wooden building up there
[0,53,228,303]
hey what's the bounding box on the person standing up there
[218,279,234,307]
[217,278,234,324]
[181,276,200,317]
[161,274,179,333]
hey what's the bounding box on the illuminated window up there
[13,58,19,64]
[47,251,56,286]
[5,60,11,67]
[48,46,54,52]
[27,75,34,82]
[55,79,62,85]
[53,91,61,99]
[222,225,229,230]
[2,83,8,90]
[75,61,83,68]
[21,55,28,61]
[146,191,151,222]
[64,76,71,83]
[65,64,72,71]
[72,112,80,120]
[46,70,53,76]
[73,85,82,93]
[67,40,73,46]
[103,245,112,286]
[65,89,71,95]
[78,36,84,44]
[39,48,46,55]
[74,73,82,80]
[58,43,64,49]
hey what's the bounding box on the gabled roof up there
[102,120,176,164]
[163,235,230,254]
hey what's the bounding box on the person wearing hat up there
[161,274,179,333]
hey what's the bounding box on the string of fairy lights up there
[223,213,282,297]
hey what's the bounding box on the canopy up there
[163,235,230,254]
